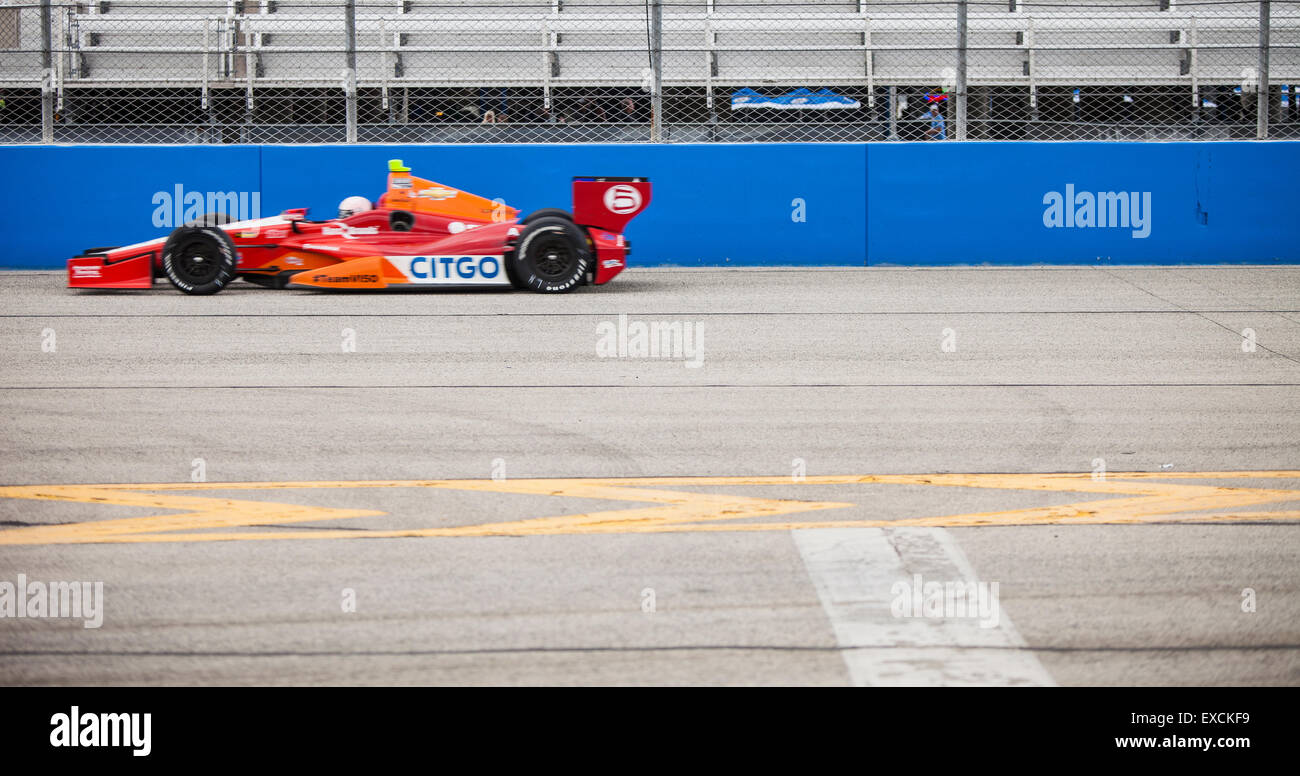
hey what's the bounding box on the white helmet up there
[338,195,373,219]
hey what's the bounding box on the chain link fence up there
[1,0,1296,143]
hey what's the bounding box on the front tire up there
[185,211,234,227]
[511,217,590,293]
[161,225,239,295]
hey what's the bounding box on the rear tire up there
[161,225,239,295]
[511,217,590,294]
[521,208,573,224]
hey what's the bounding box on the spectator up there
[573,96,606,123]
[923,103,946,140]
[616,95,649,123]
[476,87,508,123]
[535,105,568,124]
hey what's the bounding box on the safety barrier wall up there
[868,141,1300,264]
[1,142,1296,269]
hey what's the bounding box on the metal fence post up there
[344,0,358,144]
[888,85,899,140]
[1258,0,1270,139]
[40,0,53,143]
[650,0,664,142]
[956,0,968,141]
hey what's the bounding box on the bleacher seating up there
[8,0,1290,91]
[2,0,1296,144]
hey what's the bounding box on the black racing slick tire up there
[511,217,590,294]
[161,225,239,295]
[521,208,573,225]
[185,211,235,227]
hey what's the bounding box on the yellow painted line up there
[68,471,1300,491]
[0,480,853,546]
[0,484,384,545]
[0,472,1296,546]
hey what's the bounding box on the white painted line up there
[793,526,1055,687]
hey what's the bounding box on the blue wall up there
[1,142,1296,268]
[1,145,263,269]
[866,141,1299,264]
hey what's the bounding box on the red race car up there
[68,159,651,295]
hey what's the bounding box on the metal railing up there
[0,0,1296,143]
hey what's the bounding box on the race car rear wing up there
[571,177,652,234]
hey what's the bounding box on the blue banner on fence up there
[730,88,862,110]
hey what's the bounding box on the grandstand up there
[0,0,1296,142]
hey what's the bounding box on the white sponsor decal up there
[601,258,623,269]
[418,187,458,200]
[72,266,102,279]
[603,184,642,215]
[389,255,510,286]
[322,225,380,237]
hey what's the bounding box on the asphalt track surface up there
[1,266,1298,686]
